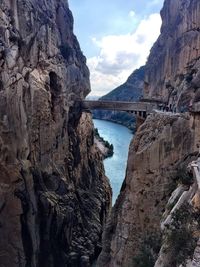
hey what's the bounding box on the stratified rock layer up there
[0,1,111,267]
[144,0,200,110]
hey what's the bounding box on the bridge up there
[81,100,160,117]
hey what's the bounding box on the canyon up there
[1,0,200,267]
[97,0,200,266]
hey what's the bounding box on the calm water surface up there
[93,119,133,205]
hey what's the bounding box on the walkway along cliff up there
[0,1,111,267]
[97,0,200,266]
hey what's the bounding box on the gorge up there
[97,0,200,266]
[1,0,200,267]
[93,119,133,205]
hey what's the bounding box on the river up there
[93,119,133,205]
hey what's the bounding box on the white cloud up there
[129,10,136,17]
[88,13,162,96]
[148,0,164,7]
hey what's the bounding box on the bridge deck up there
[81,100,157,113]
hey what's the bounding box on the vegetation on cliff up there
[133,232,161,267]
[164,203,198,266]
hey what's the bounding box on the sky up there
[68,0,165,96]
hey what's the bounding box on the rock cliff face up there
[97,112,199,267]
[0,1,111,267]
[144,0,200,111]
[97,0,200,266]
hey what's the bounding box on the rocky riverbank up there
[94,128,114,158]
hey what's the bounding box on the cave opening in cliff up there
[49,71,61,119]
[49,71,61,95]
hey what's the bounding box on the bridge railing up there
[81,100,158,113]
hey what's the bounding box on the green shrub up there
[186,74,193,83]
[174,166,194,186]
[94,128,100,137]
[94,128,114,157]
[133,233,161,267]
[107,143,114,157]
[165,203,197,266]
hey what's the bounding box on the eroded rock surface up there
[144,0,200,111]
[0,1,111,266]
[97,0,200,266]
[97,112,198,267]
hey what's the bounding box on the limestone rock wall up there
[144,0,200,110]
[97,112,198,267]
[97,0,200,266]
[0,1,111,267]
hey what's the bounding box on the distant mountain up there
[101,66,145,101]
[93,66,145,131]
[86,95,99,100]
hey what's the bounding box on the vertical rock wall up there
[144,0,200,110]
[97,113,196,267]
[0,1,111,267]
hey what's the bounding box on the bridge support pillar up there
[142,111,147,118]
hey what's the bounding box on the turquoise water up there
[93,119,133,205]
